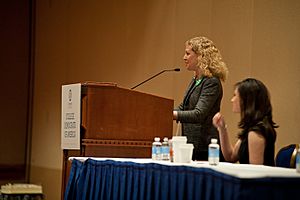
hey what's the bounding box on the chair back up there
[275,144,299,168]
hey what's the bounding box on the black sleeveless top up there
[238,124,276,166]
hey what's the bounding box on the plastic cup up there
[179,143,194,163]
[172,136,187,163]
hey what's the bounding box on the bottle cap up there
[211,138,218,144]
[154,137,160,142]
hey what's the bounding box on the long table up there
[64,157,300,200]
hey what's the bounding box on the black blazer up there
[175,76,223,154]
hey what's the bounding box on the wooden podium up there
[61,82,174,197]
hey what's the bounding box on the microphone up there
[131,68,181,90]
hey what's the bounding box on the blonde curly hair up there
[186,36,228,81]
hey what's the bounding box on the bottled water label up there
[208,147,219,165]
[161,145,170,160]
[209,146,219,158]
[152,146,161,155]
[152,146,160,159]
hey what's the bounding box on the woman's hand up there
[213,112,227,132]
[173,111,178,120]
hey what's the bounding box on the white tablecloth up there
[69,157,300,179]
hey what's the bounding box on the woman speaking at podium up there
[173,36,228,161]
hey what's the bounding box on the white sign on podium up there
[61,83,81,149]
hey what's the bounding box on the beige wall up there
[31,0,300,199]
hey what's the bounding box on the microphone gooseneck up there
[131,68,180,90]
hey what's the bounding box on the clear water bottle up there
[161,137,170,161]
[296,147,300,173]
[208,138,220,165]
[152,137,162,160]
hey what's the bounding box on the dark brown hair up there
[236,78,278,139]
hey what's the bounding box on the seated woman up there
[212,78,278,166]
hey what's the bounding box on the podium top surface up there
[81,81,118,87]
[75,81,173,101]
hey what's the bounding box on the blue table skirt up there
[64,159,300,200]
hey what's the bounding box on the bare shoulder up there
[248,131,265,145]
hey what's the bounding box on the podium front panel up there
[81,84,173,140]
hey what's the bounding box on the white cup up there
[179,143,194,163]
[172,136,187,163]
